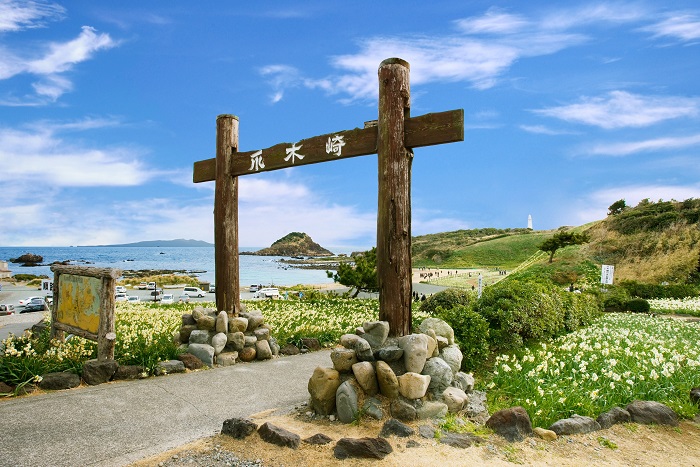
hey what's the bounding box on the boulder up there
[442,386,468,413]
[452,372,475,392]
[308,367,341,415]
[379,418,414,438]
[486,406,533,442]
[82,359,118,385]
[390,399,417,422]
[421,357,453,395]
[197,315,216,331]
[626,400,679,426]
[189,330,212,345]
[181,314,196,326]
[418,317,455,345]
[375,361,399,399]
[244,336,258,347]
[238,346,256,362]
[304,433,333,445]
[216,351,238,366]
[187,343,215,366]
[549,414,601,435]
[242,311,264,331]
[226,332,245,351]
[280,344,300,355]
[154,360,186,376]
[533,427,557,441]
[397,372,431,400]
[179,325,197,343]
[397,334,429,373]
[439,345,463,375]
[38,372,81,390]
[362,398,384,420]
[416,401,448,420]
[352,361,379,396]
[113,365,146,380]
[439,432,481,449]
[258,422,300,449]
[464,390,489,422]
[221,417,257,439]
[596,407,631,429]
[336,380,360,424]
[229,317,248,333]
[254,328,270,341]
[211,332,228,355]
[361,321,389,348]
[255,340,273,360]
[330,348,358,372]
[333,437,393,460]
[215,311,229,334]
[375,346,403,362]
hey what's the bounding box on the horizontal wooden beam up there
[193,108,463,183]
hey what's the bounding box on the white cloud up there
[455,7,530,34]
[589,133,700,156]
[520,124,578,135]
[534,91,700,129]
[641,13,700,42]
[0,0,64,32]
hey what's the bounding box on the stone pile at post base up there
[307,317,487,424]
[175,306,279,366]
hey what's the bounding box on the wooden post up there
[215,115,240,315]
[377,58,413,337]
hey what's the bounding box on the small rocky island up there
[246,232,333,257]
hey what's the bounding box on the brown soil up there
[131,409,700,466]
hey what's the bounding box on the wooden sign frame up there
[50,265,121,361]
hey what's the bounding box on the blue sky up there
[1,1,699,249]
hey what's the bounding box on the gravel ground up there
[152,444,264,467]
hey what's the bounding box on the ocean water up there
[0,246,338,286]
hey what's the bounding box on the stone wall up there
[307,317,487,424]
[175,307,279,367]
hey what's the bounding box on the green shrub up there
[619,280,699,299]
[600,286,631,311]
[419,288,475,315]
[626,298,651,313]
[437,305,490,371]
[561,291,602,331]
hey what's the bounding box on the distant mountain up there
[93,239,214,247]
[249,232,333,257]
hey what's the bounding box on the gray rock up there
[254,327,270,341]
[244,335,258,347]
[154,360,186,376]
[269,337,280,356]
[626,400,679,426]
[211,332,227,355]
[362,321,389,348]
[216,351,238,366]
[398,334,429,373]
[549,414,601,435]
[439,345,463,375]
[113,365,146,380]
[280,343,300,355]
[421,357,453,395]
[418,317,455,345]
[197,315,216,331]
[189,329,212,345]
[443,386,468,413]
[229,317,248,333]
[464,390,489,422]
[333,437,393,460]
[439,432,480,448]
[226,331,245,351]
[39,372,81,390]
[691,387,700,406]
[187,343,215,366]
[82,359,118,385]
[255,339,273,360]
[340,333,361,349]
[241,311,264,331]
[416,401,448,420]
[419,425,436,439]
[375,346,404,362]
[258,422,300,449]
[352,361,379,396]
[330,348,358,372]
[304,433,333,445]
[397,372,431,399]
[215,310,229,334]
[596,407,631,429]
[406,440,421,448]
[385,358,407,377]
[179,324,197,343]
[452,372,475,392]
[375,361,399,398]
[354,337,375,362]
[308,367,341,415]
[390,398,417,422]
[182,314,196,326]
[486,406,533,442]
[221,417,257,439]
[379,418,414,437]
[336,380,360,424]
[363,398,384,420]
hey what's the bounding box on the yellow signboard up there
[55,273,102,334]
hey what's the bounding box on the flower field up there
[649,297,700,316]
[485,313,700,427]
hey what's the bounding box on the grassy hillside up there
[413,198,700,286]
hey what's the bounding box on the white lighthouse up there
[527,214,533,230]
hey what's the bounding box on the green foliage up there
[419,288,475,315]
[538,230,590,263]
[607,198,700,234]
[561,291,602,331]
[437,305,490,371]
[121,274,200,288]
[618,280,699,299]
[597,286,631,311]
[12,274,47,282]
[608,199,627,216]
[327,248,378,298]
[625,298,651,313]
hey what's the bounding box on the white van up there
[182,286,206,298]
[255,287,280,299]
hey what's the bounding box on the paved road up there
[0,349,331,467]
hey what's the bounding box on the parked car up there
[255,288,280,299]
[137,282,148,290]
[18,296,43,306]
[115,293,128,302]
[21,301,45,313]
[178,294,191,303]
[209,284,216,293]
[115,285,127,294]
[249,285,259,293]
[147,282,156,290]
[182,286,205,298]
[161,294,174,304]
[0,304,16,316]
[127,296,140,303]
